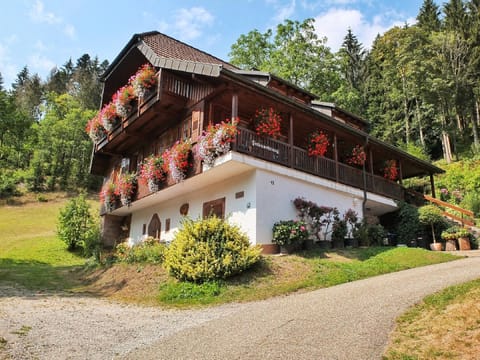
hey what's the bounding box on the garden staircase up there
[423,194,480,236]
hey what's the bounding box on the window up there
[148,214,161,239]
[202,197,226,219]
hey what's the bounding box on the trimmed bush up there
[164,216,261,282]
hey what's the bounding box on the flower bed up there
[117,172,137,207]
[100,180,118,212]
[86,115,106,144]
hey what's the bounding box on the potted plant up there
[346,145,366,166]
[331,215,347,249]
[307,130,330,157]
[253,107,282,139]
[383,160,398,181]
[272,220,309,254]
[129,63,157,99]
[344,209,360,247]
[140,154,167,192]
[100,102,120,132]
[197,119,238,167]
[100,180,118,212]
[456,228,472,250]
[164,140,192,183]
[86,115,106,144]
[418,205,444,251]
[113,84,136,118]
[117,172,137,207]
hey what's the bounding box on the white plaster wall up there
[129,170,257,244]
[254,169,364,244]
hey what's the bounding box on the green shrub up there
[164,216,261,282]
[115,238,166,264]
[394,202,420,244]
[353,221,386,246]
[418,205,445,244]
[272,220,309,246]
[57,192,98,253]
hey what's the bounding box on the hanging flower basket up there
[253,107,282,138]
[129,63,157,98]
[197,119,238,167]
[86,115,106,144]
[383,160,398,181]
[117,172,137,207]
[164,140,192,183]
[113,85,136,118]
[347,145,366,166]
[307,130,330,157]
[100,102,120,132]
[100,180,118,212]
[140,154,167,192]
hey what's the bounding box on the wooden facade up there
[90,32,443,218]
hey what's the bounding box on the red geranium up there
[253,107,282,138]
[383,160,398,181]
[307,130,330,157]
[347,145,366,166]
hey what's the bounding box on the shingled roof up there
[101,31,237,80]
[140,32,237,70]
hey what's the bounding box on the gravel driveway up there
[2,256,480,360]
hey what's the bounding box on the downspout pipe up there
[362,135,370,218]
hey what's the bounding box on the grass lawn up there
[0,195,461,307]
[152,247,459,307]
[0,196,86,291]
[384,279,480,360]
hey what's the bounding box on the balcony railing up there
[233,127,404,201]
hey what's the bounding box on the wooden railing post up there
[289,114,294,168]
[334,133,339,181]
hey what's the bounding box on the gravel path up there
[2,256,480,360]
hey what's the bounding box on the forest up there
[0,0,479,204]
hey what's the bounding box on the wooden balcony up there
[94,70,214,155]
[233,127,404,201]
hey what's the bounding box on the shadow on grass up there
[225,257,274,286]
[296,246,394,261]
[0,258,84,298]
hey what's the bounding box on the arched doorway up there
[148,213,161,239]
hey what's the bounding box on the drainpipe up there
[362,135,370,218]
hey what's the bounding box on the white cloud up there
[272,0,296,22]
[34,40,48,51]
[29,53,56,72]
[313,8,408,51]
[0,42,17,87]
[172,7,214,41]
[64,24,76,39]
[29,0,62,24]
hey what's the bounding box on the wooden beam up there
[231,93,238,121]
[334,132,339,181]
[289,114,294,168]
[398,160,403,185]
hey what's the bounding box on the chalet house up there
[89,31,443,253]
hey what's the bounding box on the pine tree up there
[417,0,441,32]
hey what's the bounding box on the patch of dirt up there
[77,264,168,305]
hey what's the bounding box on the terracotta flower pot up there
[445,239,457,251]
[458,237,471,251]
[430,242,442,251]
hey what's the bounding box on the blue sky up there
[0,0,434,88]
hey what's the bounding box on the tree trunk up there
[402,72,410,144]
[473,99,480,149]
[415,98,425,147]
[431,223,436,243]
[442,131,453,164]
